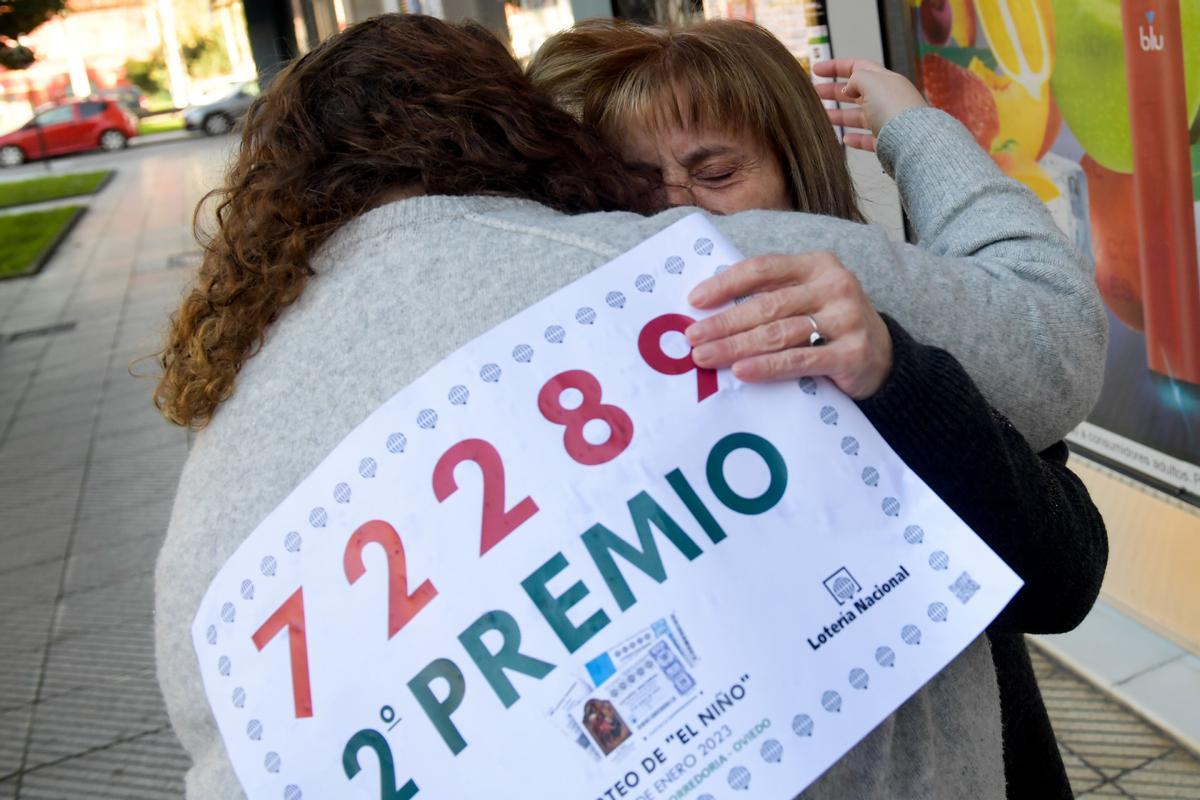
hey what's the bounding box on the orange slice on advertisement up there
[974,0,1054,100]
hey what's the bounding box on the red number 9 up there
[638,313,718,402]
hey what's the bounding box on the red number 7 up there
[252,588,314,718]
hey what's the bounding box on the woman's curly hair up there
[154,14,656,429]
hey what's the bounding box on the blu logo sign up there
[1140,10,1164,51]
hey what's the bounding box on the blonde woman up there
[527,20,1071,387]
[530,19,1100,798]
[529,18,863,219]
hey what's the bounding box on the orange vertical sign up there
[1121,0,1200,383]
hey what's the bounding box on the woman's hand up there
[812,59,928,152]
[685,252,894,400]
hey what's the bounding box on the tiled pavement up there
[0,138,1198,798]
[0,138,222,798]
[1033,644,1200,798]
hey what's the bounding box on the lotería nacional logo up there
[822,567,862,606]
[808,564,911,652]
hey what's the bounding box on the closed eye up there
[694,170,736,185]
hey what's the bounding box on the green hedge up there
[0,170,111,210]
[0,206,82,278]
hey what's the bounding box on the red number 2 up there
[638,313,718,402]
[433,439,539,556]
[252,588,314,719]
[344,520,438,639]
[538,370,634,466]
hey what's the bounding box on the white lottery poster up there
[192,213,1023,800]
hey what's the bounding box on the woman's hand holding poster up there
[192,214,1023,799]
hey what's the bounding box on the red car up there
[0,98,139,167]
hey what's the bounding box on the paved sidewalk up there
[1033,644,1200,798]
[0,136,1198,799]
[0,137,225,798]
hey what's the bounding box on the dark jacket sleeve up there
[856,316,1108,634]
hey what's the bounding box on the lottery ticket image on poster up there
[550,615,700,760]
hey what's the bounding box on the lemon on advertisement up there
[976,0,1052,96]
[972,0,1057,198]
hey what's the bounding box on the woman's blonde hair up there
[528,18,864,222]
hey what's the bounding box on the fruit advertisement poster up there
[906,0,1200,499]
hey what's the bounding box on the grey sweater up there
[156,108,1105,798]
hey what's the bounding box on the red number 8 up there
[538,370,634,465]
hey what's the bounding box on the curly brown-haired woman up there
[154,13,1105,799]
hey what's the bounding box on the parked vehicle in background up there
[100,86,150,117]
[0,99,139,167]
[183,80,259,135]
